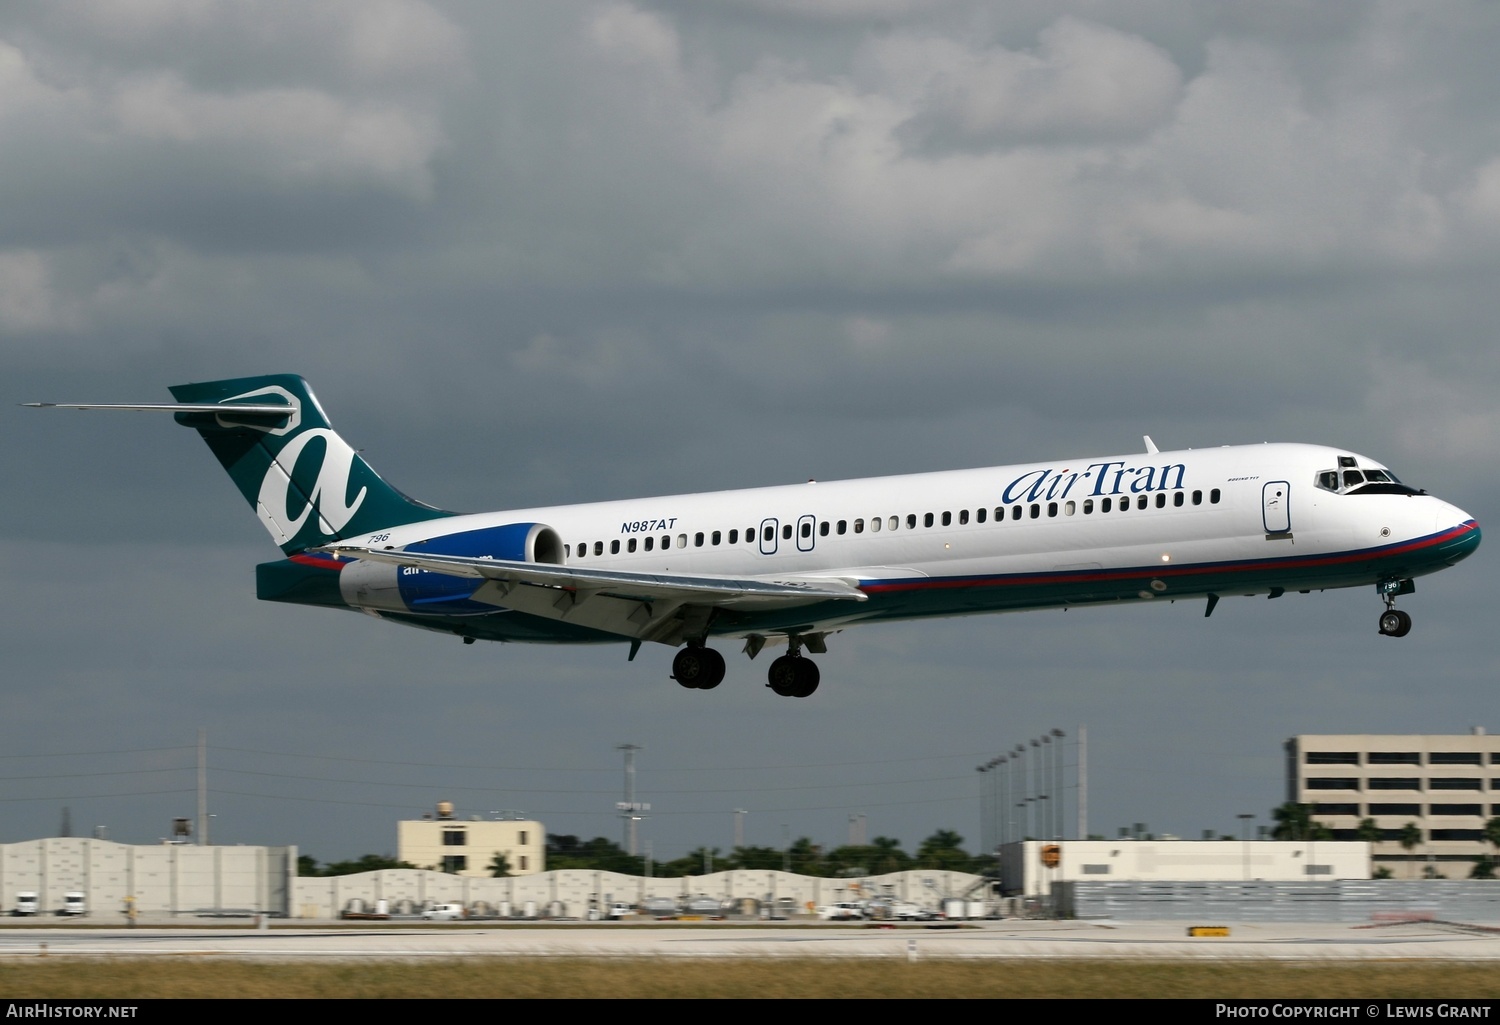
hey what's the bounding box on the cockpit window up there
[1316,459,1420,496]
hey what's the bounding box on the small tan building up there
[397,803,544,878]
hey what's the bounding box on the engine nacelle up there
[340,522,564,616]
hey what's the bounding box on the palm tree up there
[1399,822,1422,879]
[1271,802,1313,840]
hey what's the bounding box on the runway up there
[3,919,1500,961]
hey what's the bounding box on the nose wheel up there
[672,645,726,689]
[1378,609,1412,637]
[1377,579,1414,637]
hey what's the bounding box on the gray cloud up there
[3,1,1495,862]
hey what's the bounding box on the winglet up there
[1144,435,1159,455]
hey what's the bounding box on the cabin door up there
[1262,481,1291,534]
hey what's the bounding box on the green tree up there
[1470,856,1495,880]
[726,845,783,871]
[1270,803,1313,840]
[1356,818,1381,844]
[869,836,911,875]
[317,853,417,876]
[544,834,645,875]
[488,852,512,878]
[1399,822,1423,879]
[297,854,321,877]
[787,837,824,875]
[915,830,973,871]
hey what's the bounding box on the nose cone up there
[1435,505,1481,566]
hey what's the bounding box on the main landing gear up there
[672,645,726,690]
[670,635,823,697]
[1377,579,1414,637]
[766,636,820,698]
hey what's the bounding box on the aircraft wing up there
[314,544,867,646]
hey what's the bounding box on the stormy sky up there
[3,1,1496,865]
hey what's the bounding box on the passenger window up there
[1047,502,1057,517]
[594,541,604,556]
[819,522,829,536]
[837,520,847,535]
[695,532,705,547]
[854,519,865,533]
[712,531,721,545]
[942,511,952,526]
[1065,501,1075,516]
[1173,492,1184,507]
[889,516,899,530]
[975,509,985,524]
[959,510,969,525]
[1136,495,1147,510]
[565,544,572,557]
[1083,499,1093,514]
[800,522,811,538]
[1211,489,1221,504]
[1030,504,1040,519]
[643,537,653,551]
[1192,491,1202,506]
[728,530,738,544]
[610,540,620,554]
[907,514,917,529]
[1101,498,1112,513]
[869,517,880,532]
[1011,505,1022,521]
[1155,493,1166,508]
[782,524,792,540]
[763,525,774,542]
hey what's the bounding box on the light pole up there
[1238,813,1254,881]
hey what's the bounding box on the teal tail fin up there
[169,375,452,554]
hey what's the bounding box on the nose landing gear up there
[1377,579,1414,637]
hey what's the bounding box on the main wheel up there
[1379,609,1412,637]
[767,655,801,696]
[673,646,726,689]
[791,658,820,698]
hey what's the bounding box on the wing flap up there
[315,544,866,645]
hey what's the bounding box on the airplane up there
[29,374,1480,697]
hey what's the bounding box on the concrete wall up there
[293,867,988,919]
[0,839,294,917]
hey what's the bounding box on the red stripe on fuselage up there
[859,520,1478,594]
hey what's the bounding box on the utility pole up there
[1077,725,1087,841]
[733,808,746,850]
[197,729,209,846]
[616,744,647,856]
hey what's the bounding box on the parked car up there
[420,903,467,920]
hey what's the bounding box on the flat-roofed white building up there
[1287,731,1499,875]
[397,802,544,878]
[999,839,1370,896]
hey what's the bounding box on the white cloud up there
[110,73,444,196]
